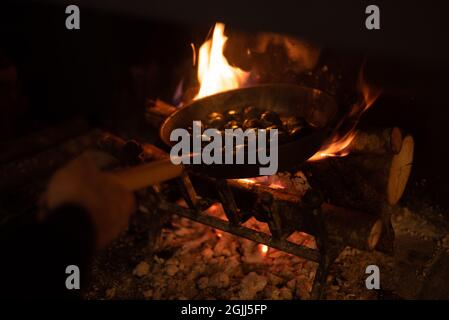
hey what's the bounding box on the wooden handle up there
[113,158,184,191]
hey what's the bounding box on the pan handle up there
[113,158,184,191]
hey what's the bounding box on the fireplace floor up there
[2,130,449,300]
[84,200,449,300]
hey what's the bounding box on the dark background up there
[1,0,449,207]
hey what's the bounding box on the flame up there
[194,23,249,100]
[309,67,382,161]
[191,23,381,162]
[308,131,356,161]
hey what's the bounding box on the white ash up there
[85,170,449,300]
[88,208,384,300]
[134,214,319,300]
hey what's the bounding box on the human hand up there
[41,152,135,249]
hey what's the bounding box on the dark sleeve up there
[0,204,96,300]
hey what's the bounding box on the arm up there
[0,153,135,299]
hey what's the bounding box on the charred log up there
[304,134,414,209]
[349,127,403,155]
[99,133,391,252]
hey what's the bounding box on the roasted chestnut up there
[284,116,306,131]
[224,120,241,130]
[226,109,241,120]
[243,118,263,130]
[207,112,225,129]
[205,107,314,146]
[260,110,282,126]
[208,112,223,120]
[243,106,262,119]
[265,124,279,132]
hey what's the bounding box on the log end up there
[367,219,383,250]
[387,135,414,205]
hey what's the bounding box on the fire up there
[237,177,286,190]
[194,23,249,100]
[192,22,381,162]
[260,244,269,255]
[309,69,382,161]
[237,178,257,185]
[308,131,356,161]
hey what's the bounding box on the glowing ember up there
[237,176,286,190]
[194,23,249,100]
[260,244,269,255]
[237,178,257,185]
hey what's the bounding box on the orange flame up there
[192,23,381,162]
[194,23,249,100]
[309,68,382,161]
[260,244,269,255]
[308,131,356,161]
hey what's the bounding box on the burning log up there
[305,134,414,209]
[349,127,403,155]
[224,178,382,251]
[303,159,384,214]
[99,133,390,299]
[98,133,388,252]
[344,135,414,205]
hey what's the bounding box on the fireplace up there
[1,1,449,301]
